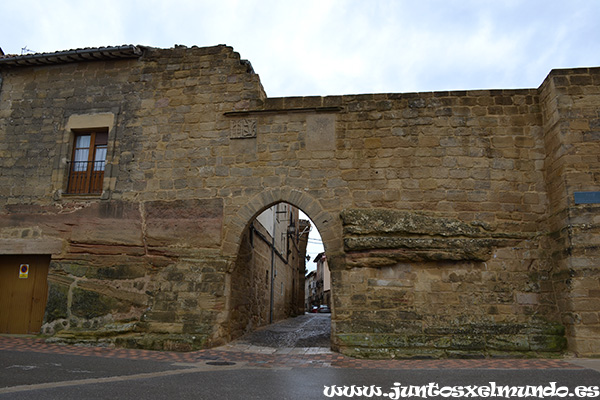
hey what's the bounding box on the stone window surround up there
[53,113,117,200]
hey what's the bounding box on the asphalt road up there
[1,349,599,400]
[1,314,599,399]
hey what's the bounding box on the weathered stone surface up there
[341,209,493,237]
[144,199,223,249]
[70,201,144,246]
[306,114,336,151]
[114,333,210,351]
[0,238,63,254]
[44,282,69,321]
[341,209,519,263]
[71,287,122,319]
[333,322,566,358]
[345,238,497,263]
[88,264,147,280]
[1,45,599,357]
[76,280,148,306]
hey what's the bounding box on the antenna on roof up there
[21,46,35,55]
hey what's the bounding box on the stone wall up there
[540,68,600,356]
[0,45,598,357]
[0,45,266,350]
[334,209,563,358]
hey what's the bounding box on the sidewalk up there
[0,335,590,371]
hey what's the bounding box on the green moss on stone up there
[529,334,567,352]
[52,262,89,277]
[333,321,567,359]
[44,282,69,321]
[114,333,209,351]
[91,264,147,280]
[486,335,530,351]
[71,287,120,319]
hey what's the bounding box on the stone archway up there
[221,188,342,260]
[221,188,341,343]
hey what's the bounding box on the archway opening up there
[228,202,331,348]
[303,209,331,314]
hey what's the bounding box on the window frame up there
[52,113,116,200]
[65,129,109,195]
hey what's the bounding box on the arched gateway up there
[0,44,599,357]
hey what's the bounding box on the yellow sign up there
[19,264,29,279]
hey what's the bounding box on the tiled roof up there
[0,45,143,67]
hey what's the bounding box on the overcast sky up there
[2,0,599,98]
[2,0,599,268]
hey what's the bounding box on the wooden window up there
[66,130,108,194]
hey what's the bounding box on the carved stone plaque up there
[306,114,335,150]
[230,119,257,139]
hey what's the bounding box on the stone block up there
[71,287,122,320]
[528,334,567,352]
[145,322,183,334]
[516,292,539,305]
[44,281,69,321]
[486,334,530,351]
[144,198,223,248]
[306,114,336,151]
[70,201,144,247]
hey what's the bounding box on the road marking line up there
[0,362,253,394]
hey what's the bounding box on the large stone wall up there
[333,208,563,357]
[539,69,600,356]
[0,45,598,357]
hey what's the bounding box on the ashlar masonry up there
[1,44,599,358]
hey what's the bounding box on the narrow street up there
[230,313,331,349]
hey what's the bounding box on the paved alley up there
[221,313,332,354]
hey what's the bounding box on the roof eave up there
[0,45,143,67]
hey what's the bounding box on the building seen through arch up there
[306,253,331,312]
[229,202,310,340]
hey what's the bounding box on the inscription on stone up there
[230,119,257,139]
[306,114,335,150]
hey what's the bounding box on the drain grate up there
[205,361,236,366]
